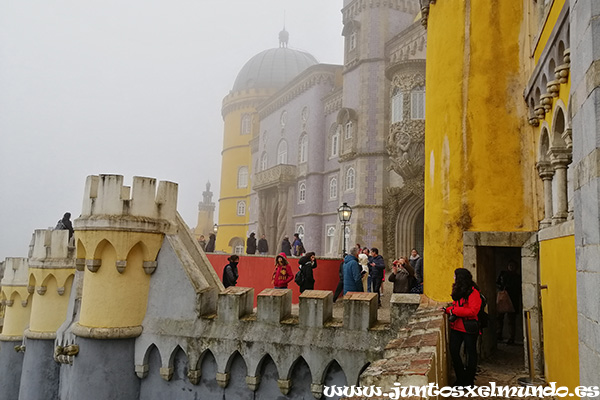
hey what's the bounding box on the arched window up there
[411,86,425,120]
[331,126,340,157]
[329,177,338,200]
[345,167,355,191]
[237,167,248,188]
[241,114,251,135]
[299,134,308,163]
[237,201,246,216]
[296,224,305,240]
[345,121,353,139]
[260,152,268,171]
[278,140,288,164]
[298,181,306,203]
[349,31,357,50]
[391,87,403,123]
[326,225,336,255]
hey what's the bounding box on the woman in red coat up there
[442,268,482,387]
[272,253,294,289]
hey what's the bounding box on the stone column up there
[550,151,571,224]
[571,0,600,386]
[536,162,554,228]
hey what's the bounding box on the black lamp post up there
[337,202,352,255]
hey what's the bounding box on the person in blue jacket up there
[343,247,363,295]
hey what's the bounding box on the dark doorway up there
[475,246,524,363]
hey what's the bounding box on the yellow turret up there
[0,258,31,340]
[72,175,177,338]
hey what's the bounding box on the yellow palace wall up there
[424,1,534,301]
[539,235,579,389]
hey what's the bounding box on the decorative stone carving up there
[57,286,65,296]
[216,372,230,388]
[528,116,540,126]
[27,285,35,294]
[562,128,572,150]
[143,261,157,275]
[246,375,261,391]
[387,121,425,181]
[391,73,425,92]
[5,299,13,307]
[115,260,127,274]
[135,364,149,379]
[555,64,570,84]
[547,80,560,97]
[36,286,47,295]
[160,367,173,381]
[14,345,25,353]
[311,383,324,399]
[253,165,297,191]
[86,259,101,273]
[277,379,292,395]
[64,344,79,356]
[534,105,546,119]
[540,93,553,112]
[563,48,570,65]
[187,369,201,385]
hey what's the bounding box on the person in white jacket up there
[358,253,370,292]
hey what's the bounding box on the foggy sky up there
[0,1,344,261]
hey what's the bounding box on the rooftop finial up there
[279,11,288,48]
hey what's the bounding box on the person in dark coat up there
[246,233,257,254]
[410,249,424,285]
[369,248,385,305]
[197,235,207,251]
[222,255,240,288]
[205,233,216,253]
[55,212,74,239]
[389,257,415,293]
[281,236,292,256]
[343,247,363,295]
[257,234,269,255]
[297,252,317,293]
[292,233,305,256]
[496,260,521,344]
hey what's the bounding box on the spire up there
[202,181,213,205]
[279,11,288,48]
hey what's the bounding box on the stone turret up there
[68,174,178,399]
[0,257,30,400]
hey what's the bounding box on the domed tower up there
[216,31,317,253]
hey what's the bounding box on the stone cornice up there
[386,59,426,82]
[0,334,23,342]
[324,89,343,116]
[257,65,341,119]
[340,151,388,162]
[72,323,143,339]
[385,22,427,65]
[343,57,386,74]
[24,329,57,340]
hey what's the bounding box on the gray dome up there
[232,47,318,92]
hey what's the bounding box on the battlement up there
[28,229,75,266]
[0,258,29,287]
[76,175,178,233]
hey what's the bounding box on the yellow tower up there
[216,30,317,253]
[423,1,536,299]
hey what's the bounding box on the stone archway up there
[384,188,424,261]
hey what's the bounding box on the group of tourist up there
[333,244,424,306]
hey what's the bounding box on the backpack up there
[478,293,489,329]
[294,268,305,287]
[54,219,66,230]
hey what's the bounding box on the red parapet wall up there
[206,254,342,305]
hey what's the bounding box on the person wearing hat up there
[272,253,294,289]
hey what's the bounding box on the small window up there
[329,177,338,200]
[391,87,403,123]
[278,141,288,164]
[299,134,308,163]
[331,128,340,157]
[237,201,246,216]
[345,167,355,191]
[234,244,244,255]
[326,224,336,255]
[280,110,287,128]
[298,182,306,203]
[411,86,425,120]
[260,152,268,171]
[349,31,357,51]
[237,167,248,188]
[241,114,251,135]
[345,121,353,139]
